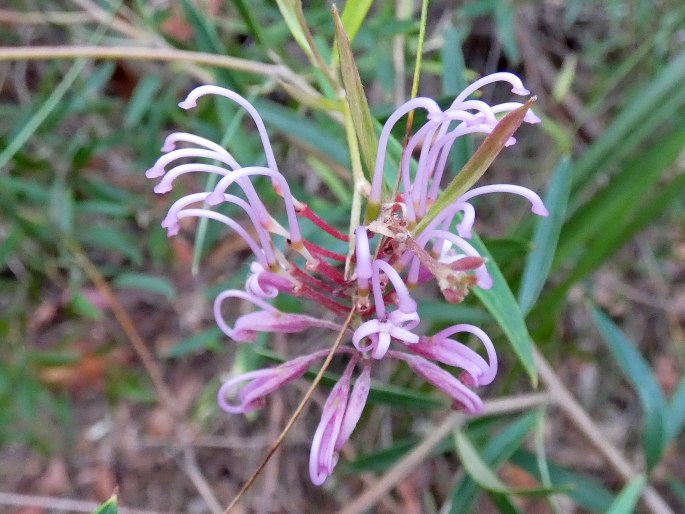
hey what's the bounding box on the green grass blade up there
[470,233,537,384]
[605,476,646,514]
[334,6,377,180]
[667,375,685,440]
[591,306,669,470]
[454,429,557,495]
[556,121,685,267]
[571,51,685,189]
[511,450,615,512]
[340,0,374,43]
[448,411,538,513]
[113,273,177,301]
[275,0,314,60]
[518,156,571,314]
[254,99,349,167]
[92,494,118,514]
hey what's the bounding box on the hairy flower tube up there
[148,72,547,485]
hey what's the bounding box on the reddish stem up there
[304,241,347,262]
[309,258,346,285]
[296,204,349,241]
[297,283,351,316]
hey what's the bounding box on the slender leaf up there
[454,430,555,495]
[667,477,685,505]
[92,494,117,514]
[518,156,572,314]
[343,437,420,473]
[488,493,525,514]
[470,232,537,384]
[442,24,471,171]
[571,50,685,190]
[511,450,615,512]
[340,0,374,43]
[556,121,685,267]
[449,411,538,513]
[230,0,267,46]
[163,327,223,358]
[591,306,669,469]
[667,374,685,440]
[605,476,645,514]
[334,6,377,180]
[275,0,314,59]
[254,99,349,167]
[124,75,162,129]
[113,273,177,301]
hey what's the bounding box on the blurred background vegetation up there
[0,0,684,512]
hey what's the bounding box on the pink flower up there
[217,350,330,414]
[149,72,548,484]
[389,351,484,414]
[310,358,371,485]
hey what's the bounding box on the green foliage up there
[92,494,118,514]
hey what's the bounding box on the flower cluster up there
[147,73,547,485]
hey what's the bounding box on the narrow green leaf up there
[511,450,615,512]
[69,292,103,320]
[179,0,225,54]
[487,493,525,514]
[556,121,685,268]
[591,306,669,470]
[79,226,143,265]
[572,51,685,189]
[92,493,118,514]
[493,1,519,63]
[469,233,537,384]
[275,0,314,59]
[454,430,555,495]
[518,156,572,314]
[114,273,177,301]
[605,476,645,514]
[455,429,512,492]
[163,327,222,358]
[333,5,377,179]
[441,24,471,171]
[414,99,535,235]
[667,375,685,440]
[343,437,420,473]
[49,179,74,235]
[666,477,685,505]
[124,75,161,129]
[254,99,349,167]
[230,0,267,46]
[340,0,374,42]
[449,412,538,513]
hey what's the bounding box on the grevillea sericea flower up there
[147,73,548,485]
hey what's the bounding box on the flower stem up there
[222,309,356,514]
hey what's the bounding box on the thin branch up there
[222,308,356,513]
[0,45,287,78]
[337,392,550,514]
[533,347,675,514]
[0,9,93,25]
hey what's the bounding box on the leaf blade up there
[333,5,377,179]
[518,156,572,314]
[591,307,669,470]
